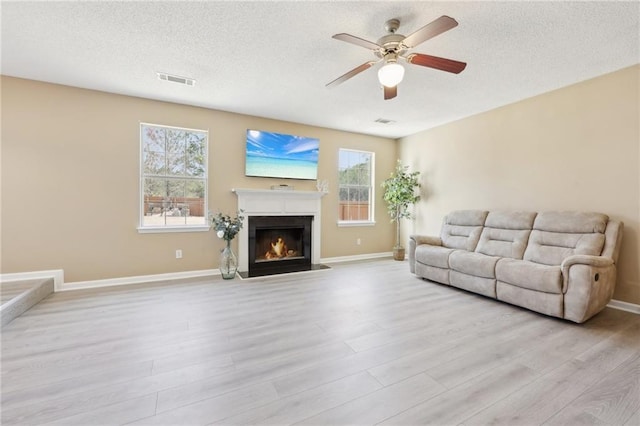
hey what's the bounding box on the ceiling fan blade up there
[326,61,378,88]
[406,53,467,74]
[401,15,459,48]
[384,85,397,100]
[332,33,381,51]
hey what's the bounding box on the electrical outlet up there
[176,249,183,259]
[356,238,361,245]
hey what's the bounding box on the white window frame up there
[138,122,209,233]
[337,148,375,227]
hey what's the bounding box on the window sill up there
[137,225,210,234]
[337,220,376,227]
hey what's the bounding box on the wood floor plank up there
[460,359,596,425]
[1,360,154,410]
[315,320,383,341]
[41,393,158,426]
[271,335,434,398]
[155,341,354,413]
[544,351,640,425]
[1,327,231,383]
[367,308,535,386]
[380,361,541,425]
[294,373,445,425]
[573,320,640,373]
[344,298,512,354]
[150,351,236,377]
[512,317,617,374]
[426,317,565,389]
[128,382,279,426]
[215,371,382,425]
[623,407,640,426]
[2,363,219,424]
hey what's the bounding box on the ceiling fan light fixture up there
[377,62,405,87]
[329,15,465,99]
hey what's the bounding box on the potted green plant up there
[382,160,421,261]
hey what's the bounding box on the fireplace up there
[248,216,312,277]
[233,188,326,278]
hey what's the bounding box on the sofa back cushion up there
[601,220,623,263]
[523,212,608,266]
[475,211,537,259]
[441,210,488,251]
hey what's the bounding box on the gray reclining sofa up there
[409,210,623,323]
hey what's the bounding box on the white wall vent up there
[374,118,395,124]
[157,72,195,86]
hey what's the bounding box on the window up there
[338,149,374,225]
[139,123,208,232]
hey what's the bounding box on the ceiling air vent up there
[374,118,396,125]
[157,72,195,86]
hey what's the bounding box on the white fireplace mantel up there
[232,188,326,273]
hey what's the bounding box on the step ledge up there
[1,278,54,327]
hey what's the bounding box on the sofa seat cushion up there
[497,282,563,318]
[449,250,499,279]
[450,271,496,298]
[415,263,450,285]
[415,245,455,269]
[496,258,562,294]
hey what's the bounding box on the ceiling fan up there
[326,16,467,100]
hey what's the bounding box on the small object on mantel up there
[270,184,294,191]
[316,179,329,193]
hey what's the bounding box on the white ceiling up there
[1,1,638,139]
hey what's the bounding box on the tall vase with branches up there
[210,210,244,279]
[382,160,421,261]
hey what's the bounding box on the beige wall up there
[1,77,397,282]
[399,65,640,305]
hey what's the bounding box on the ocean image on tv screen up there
[245,129,319,180]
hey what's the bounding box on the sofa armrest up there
[408,235,441,274]
[561,255,617,323]
[561,255,613,275]
[410,235,442,246]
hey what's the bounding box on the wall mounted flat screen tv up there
[245,129,319,180]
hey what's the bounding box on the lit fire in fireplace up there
[264,237,299,260]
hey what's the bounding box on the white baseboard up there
[1,253,394,293]
[0,269,65,291]
[61,253,394,290]
[607,299,640,315]
[321,252,392,264]
[60,269,220,292]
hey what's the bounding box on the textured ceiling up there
[1,1,638,138]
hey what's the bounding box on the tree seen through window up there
[140,123,208,228]
[338,149,374,222]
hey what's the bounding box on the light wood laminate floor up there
[1,259,639,425]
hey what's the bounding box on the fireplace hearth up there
[248,216,312,277]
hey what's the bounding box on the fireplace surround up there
[233,189,326,277]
